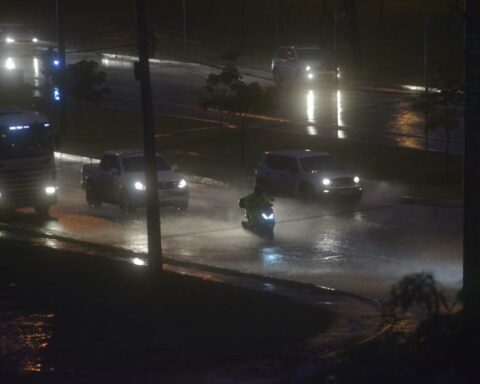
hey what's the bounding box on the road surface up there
[0,155,463,301]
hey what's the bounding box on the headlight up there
[5,57,15,70]
[134,181,146,191]
[305,65,311,71]
[32,37,38,43]
[322,178,331,186]
[178,179,187,189]
[354,176,360,184]
[262,213,274,220]
[307,73,314,80]
[45,186,57,195]
[5,37,15,44]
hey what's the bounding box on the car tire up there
[299,183,315,203]
[34,204,50,218]
[255,178,271,194]
[273,68,282,84]
[85,181,102,208]
[176,200,189,212]
[120,191,136,215]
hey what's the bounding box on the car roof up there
[105,149,166,159]
[264,149,332,158]
[0,107,49,126]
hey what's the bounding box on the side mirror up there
[172,164,179,171]
[53,134,61,150]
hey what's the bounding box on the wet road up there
[1,156,463,300]
[4,49,464,153]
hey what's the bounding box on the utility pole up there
[423,16,431,151]
[183,0,187,46]
[240,1,245,51]
[464,0,480,318]
[135,0,163,271]
[56,0,67,135]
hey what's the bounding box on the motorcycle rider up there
[239,185,273,226]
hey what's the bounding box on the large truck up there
[0,107,57,216]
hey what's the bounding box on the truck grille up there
[0,159,51,203]
[158,181,177,190]
[332,177,354,187]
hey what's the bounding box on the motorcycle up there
[239,199,275,240]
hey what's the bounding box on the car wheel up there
[34,204,50,218]
[120,191,136,214]
[85,181,102,208]
[176,200,189,212]
[255,178,271,194]
[273,69,282,84]
[299,183,315,203]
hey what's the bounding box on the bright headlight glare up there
[5,57,15,70]
[354,176,360,184]
[134,181,146,191]
[32,37,38,43]
[308,73,314,80]
[6,37,15,44]
[178,179,187,189]
[305,65,311,71]
[322,178,331,186]
[262,213,274,220]
[45,186,56,195]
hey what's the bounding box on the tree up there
[64,60,110,135]
[199,54,277,167]
[412,67,463,180]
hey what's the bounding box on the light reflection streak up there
[261,247,283,266]
[307,126,318,135]
[306,90,315,124]
[33,57,39,78]
[336,90,345,127]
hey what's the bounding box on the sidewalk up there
[0,233,379,383]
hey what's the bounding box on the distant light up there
[308,73,314,80]
[5,57,15,70]
[32,37,38,43]
[44,123,51,127]
[132,257,146,266]
[323,190,330,193]
[9,125,29,131]
[337,129,346,139]
[307,126,317,135]
[5,37,15,44]
[322,178,331,186]
[53,87,61,101]
[354,176,360,184]
[45,186,57,195]
[305,65,311,71]
[134,181,146,191]
[53,59,60,67]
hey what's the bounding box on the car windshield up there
[296,49,324,61]
[1,25,29,35]
[300,155,342,172]
[0,123,53,159]
[122,155,171,173]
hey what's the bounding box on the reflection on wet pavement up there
[0,310,54,374]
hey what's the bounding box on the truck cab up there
[0,107,57,216]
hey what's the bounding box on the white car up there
[81,150,189,213]
[0,24,39,46]
[255,150,362,200]
[272,46,339,84]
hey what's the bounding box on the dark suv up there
[271,46,339,83]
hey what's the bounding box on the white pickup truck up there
[81,150,189,213]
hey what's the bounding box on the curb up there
[401,195,463,208]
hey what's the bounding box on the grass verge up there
[0,239,333,382]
